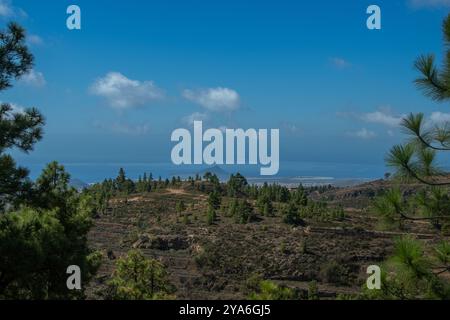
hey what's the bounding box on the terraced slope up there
[86,187,441,299]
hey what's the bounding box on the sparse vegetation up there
[2,13,450,302]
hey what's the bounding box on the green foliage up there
[373,187,450,231]
[386,15,450,187]
[0,104,44,155]
[84,180,112,215]
[0,102,44,211]
[248,280,296,300]
[364,237,450,299]
[207,190,221,210]
[308,280,319,300]
[332,205,346,220]
[434,241,450,266]
[282,202,304,226]
[297,201,345,222]
[373,188,404,229]
[206,205,216,225]
[175,200,186,214]
[114,168,135,195]
[292,185,308,207]
[244,273,263,294]
[0,208,62,298]
[0,23,34,90]
[256,194,274,216]
[107,250,174,300]
[0,24,99,299]
[416,187,450,228]
[263,201,274,217]
[227,198,239,217]
[34,161,72,209]
[0,182,100,299]
[373,109,450,299]
[136,173,152,193]
[0,154,32,211]
[234,199,254,224]
[413,14,450,101]
[227,173,248,197]
[203,172,221,192]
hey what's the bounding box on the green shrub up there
[248,280,296,300]
[107,250,174,300]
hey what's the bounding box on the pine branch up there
[414,55,448,101]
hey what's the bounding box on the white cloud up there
[182,112,209,125]
[360,110,404,127]
[19,70,46,87]
[338,108,405,139]
[10,102,25,113]
[27,34,43,46]
[0,0,26,18]
[183,87,240,112]
[349,128,377,139]
[429,111,450,125]
[90,72,164,109]
[0,0,13,17]
[330,57,351,69]
[409,0,450,8]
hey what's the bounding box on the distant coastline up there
[20,161,386,187]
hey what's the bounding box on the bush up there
[308,280,319,300]
[107,250,174,300]
[248,280,296,300]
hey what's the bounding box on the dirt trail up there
[166,188,188,195]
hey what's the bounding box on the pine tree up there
[263,201,274,217]
[207,190,221,210]
[0,24,102,298]
[206,205,216,225]
[107,250,173,300]
[0,24,44,211]
[292,185,308,207]
[228,198,239,217]
[227,173,248,197]
[235,199,254,224]
[283,201,304,226]
[371,14,450,299]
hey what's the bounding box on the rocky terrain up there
[86,182,442,299]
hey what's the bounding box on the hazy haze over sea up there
[20,161,387,187]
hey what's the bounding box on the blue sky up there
[2,0,450,175]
